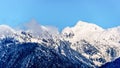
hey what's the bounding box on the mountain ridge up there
[0,21,120,68]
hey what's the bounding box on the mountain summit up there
[75,21,103,30]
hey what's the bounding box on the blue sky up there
[0,0,120,30]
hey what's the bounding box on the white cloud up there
[24,19,59,38]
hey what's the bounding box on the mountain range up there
[0,21,120,68]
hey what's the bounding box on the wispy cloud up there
[23,19,59,38]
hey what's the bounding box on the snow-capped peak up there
[62,21,104,41]
[74,21,104,31]
[62,21,104,34]
[75,21,91,26]
[61,21,120,66]
[0,25,15,37]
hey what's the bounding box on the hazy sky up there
[0,0,120,30]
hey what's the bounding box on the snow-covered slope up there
[0,21,120,68]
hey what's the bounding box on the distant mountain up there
[0,21,120,68]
